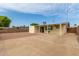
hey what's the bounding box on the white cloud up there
[0,3,78,17]
[0,3,68,16]
[0,3,52,13]
[68,4,79,17]
[0,8,7,12]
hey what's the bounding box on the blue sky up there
[0,3,79,27]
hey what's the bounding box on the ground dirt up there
[0,32,79,56]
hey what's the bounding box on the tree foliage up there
[30,23,39,26]
[0,16,11,27]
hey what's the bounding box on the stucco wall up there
[50,24,67,35]
[29,26,35,33]
[62,25,67,35]
[29,24,67,35]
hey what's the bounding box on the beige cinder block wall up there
[29,26,40,33]
[50,24,67,35]
[35,26,40,33]
[61,24,67,35]
[29,24,67,34]
[29,26,36,33]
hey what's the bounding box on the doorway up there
[40,27,44,33]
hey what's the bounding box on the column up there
[59,24,62,36]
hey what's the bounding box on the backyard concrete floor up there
[0,32,79,56]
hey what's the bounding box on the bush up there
[30,23,39,26]
[0,27,3,30]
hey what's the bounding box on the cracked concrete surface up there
[0,32,79,56]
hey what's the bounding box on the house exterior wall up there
[29,24,67,35]
[35,26,40,33]
[29,26,35,33]
[29,26,40,33]
[61,24,67,35]
[49,24,67,35]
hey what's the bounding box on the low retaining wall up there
[67,27,77,33]
[77,26,79,35]
[67,26,79,35]
[0,28,29,33]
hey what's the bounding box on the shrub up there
[0,27,3,30]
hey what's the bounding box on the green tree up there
[30,23,39,26]
[0,16,11,27]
